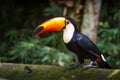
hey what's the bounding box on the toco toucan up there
[33,17,112,69]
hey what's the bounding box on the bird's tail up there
[96,54,112,69]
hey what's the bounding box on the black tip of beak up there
[32,26,44,37]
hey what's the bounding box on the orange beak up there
[33,17,65,37]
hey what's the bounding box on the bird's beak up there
[33,17,65,37]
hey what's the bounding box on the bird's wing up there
[76,34,101,57]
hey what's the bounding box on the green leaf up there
[24,66,32,73]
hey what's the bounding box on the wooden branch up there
[0,63,120,80]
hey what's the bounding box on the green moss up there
[0,63,120,80]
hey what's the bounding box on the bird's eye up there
[66,21,69,24]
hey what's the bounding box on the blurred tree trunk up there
[81,0,102,42]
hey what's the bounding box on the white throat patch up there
[63,23,75,43]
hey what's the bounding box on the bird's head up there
[33,17,78,37]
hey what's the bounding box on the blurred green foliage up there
[44,6,63,17]
[0,0,120,68]
[97,26,120,68]
[8,37,74,66]
[97,2,120,68]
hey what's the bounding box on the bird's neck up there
[63,25,75,43]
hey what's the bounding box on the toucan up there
[33,16,112,69]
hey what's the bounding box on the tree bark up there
[81,0,102,42]
[0,63,120,80]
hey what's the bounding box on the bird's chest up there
[65,37,81,53]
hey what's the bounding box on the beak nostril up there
[32,26,44,36]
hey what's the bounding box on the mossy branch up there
[0,63,120,80]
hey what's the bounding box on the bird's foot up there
[83,64,98,69]
[68,64,81,69]
[83,61,98,69]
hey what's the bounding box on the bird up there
[33,16,112,69]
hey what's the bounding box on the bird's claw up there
[83,65,98,69]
